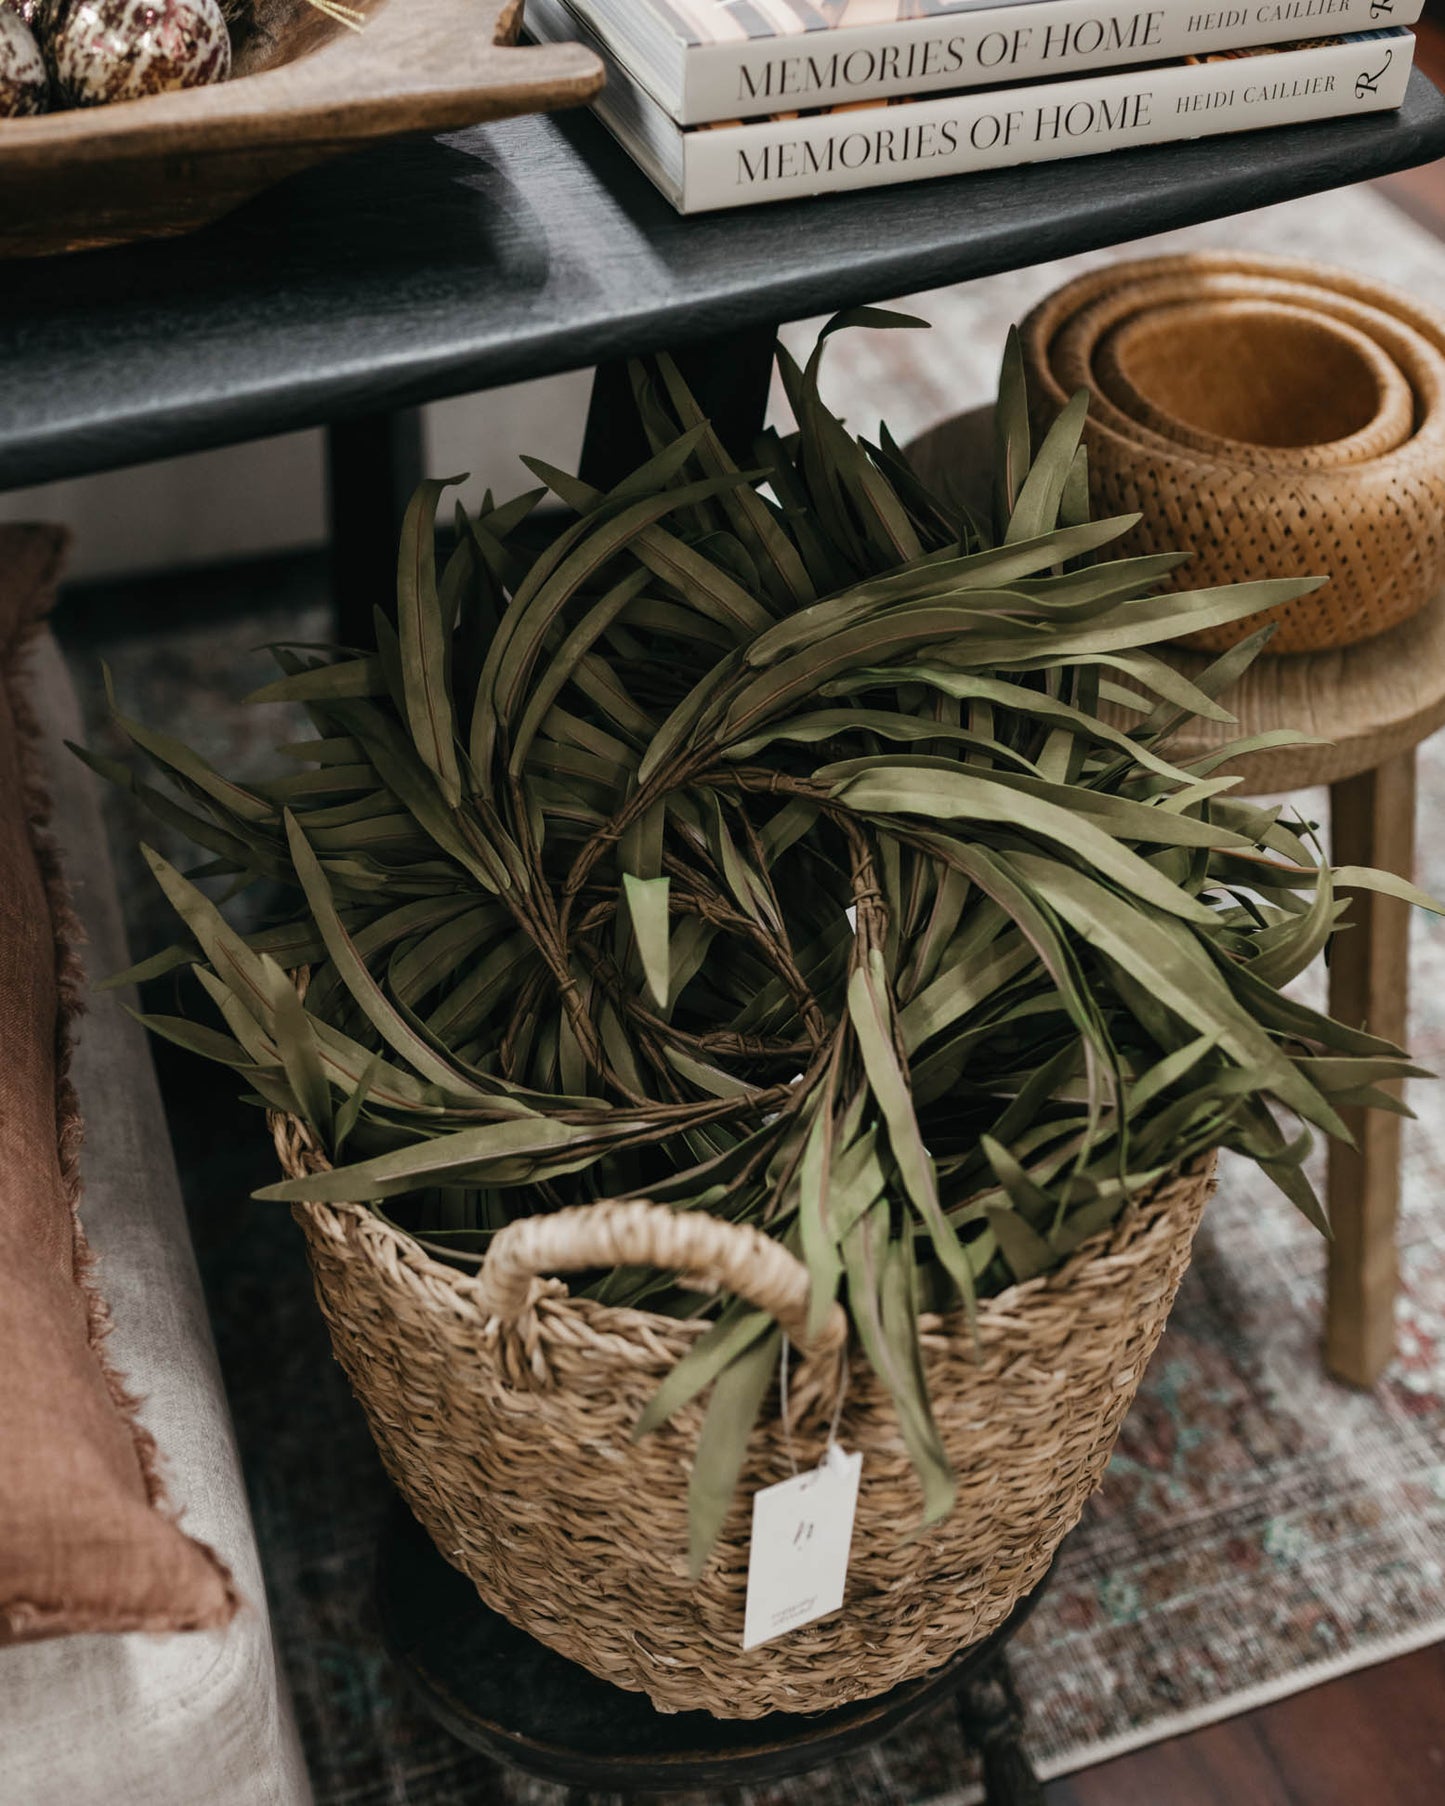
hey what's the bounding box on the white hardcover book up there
[526,0,1425,126]
[524,14,1417,214]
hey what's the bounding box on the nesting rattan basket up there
[276,1111,1214,1717]
[1020,253,1445,654]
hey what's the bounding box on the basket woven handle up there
[477,1200,848,1355]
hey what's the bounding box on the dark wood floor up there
[1043,36,1445,1797]
[1045,1641,1445,1803]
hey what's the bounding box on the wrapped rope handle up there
[477,1199,848,1356]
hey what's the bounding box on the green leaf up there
[107,681,273,825]
[387,905,508,1009]
[833,766,1219,925]
[1005,388,1090,546]
[93,941,195,992]
[129,1009,261,1071]
[397,477,465,807]
[254,1115,604,1203]
[476,470,765,783]
[246,657,386,706]
[1332,867,1445,916]
[140,845,279,1031]
[983,1205,1053,1285]
[635,1301,773,1438]
[1013,854,1349,1141]
[687,1325,780,1578]
[796,1087,843,1344]
[424,930,535,1047]
[652,351,816,609]
[638,648,743,785]
[847,951,976,1318]
[994,327,1031,535]
[664,1046,760,1099]
[900,930,1031,1052]
[1247,862,1334,991]
[72,743,283,879]
[333,1052,383,1156]
[268,962,334,1142]
[621,873,671,1010]
[283,812,490,1097]
[508,568,651,777]
[843,1203,954,1524]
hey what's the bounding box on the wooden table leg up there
[326,409,425,647]
[1326,752,1417,1388]
[579,322,777,490]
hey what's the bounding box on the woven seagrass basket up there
[275,1112,1214,1717]
[1020,252,1445,655]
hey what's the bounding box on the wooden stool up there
[377,1500,1051,1804]
[910,409,1445,1387]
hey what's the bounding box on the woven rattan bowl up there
[277,1111,1214,1717]
[1094,299,1416,466]
[1020,253,1445,655]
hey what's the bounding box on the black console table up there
[2,75,1444,634]
[5,75,1445,485]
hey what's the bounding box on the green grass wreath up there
[83,314,1435,1562]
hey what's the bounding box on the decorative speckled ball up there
[1,0,55,33]
[49,0,230,107]
[0,10,47,114]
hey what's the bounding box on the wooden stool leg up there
[1326,753,1416,1387]
[956,1651,1046,1806]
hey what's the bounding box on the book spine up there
[681,0,1424,125]
[679,30,1416,213]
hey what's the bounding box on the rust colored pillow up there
[0,525,238,1643]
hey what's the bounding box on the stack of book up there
[524,0,1423,214]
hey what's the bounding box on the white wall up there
[0,369,594,583]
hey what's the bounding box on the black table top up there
[3,69,1444,493]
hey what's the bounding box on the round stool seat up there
[906,407,1445,792]
[376,1501,1051,1795]
[1127,586,1445,792]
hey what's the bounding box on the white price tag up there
[742,1443,862,1651]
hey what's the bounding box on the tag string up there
[778,1336,851,1478]
[779,1334,799,1476]
[826,1343,850,1450]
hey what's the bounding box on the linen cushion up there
[0,621,313,1805]
[0,524,237,1642]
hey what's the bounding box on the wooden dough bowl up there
[0,0,603,258]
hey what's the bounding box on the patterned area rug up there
[60,181,1445,1804]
